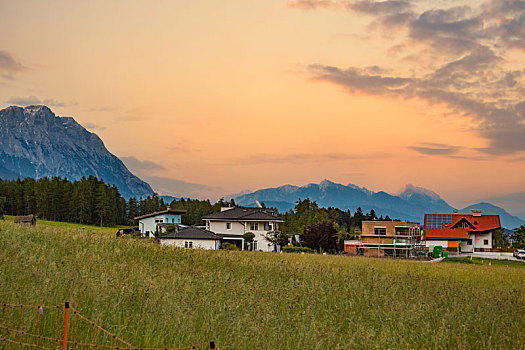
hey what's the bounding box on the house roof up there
[134,208,186,220]
[202,207,284,222]
[160,226,221,240]
[424,214,501,240]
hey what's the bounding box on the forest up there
[0,177,385,234]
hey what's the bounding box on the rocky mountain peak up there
[0,105,154,198]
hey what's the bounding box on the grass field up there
[443,256,525,267]
[1,219,524,349]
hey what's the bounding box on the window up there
[250,223,259,231]
[253,240,257,251]
[374,227,386,235]
[484,239,489,245]
[155,218,163,223]
[172,218,175,223]
[267,222,273,231]
[185,241,193,248]
[226,222,231,230]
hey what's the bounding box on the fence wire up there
[0,303,215,350]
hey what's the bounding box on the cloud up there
[141,176,217,197]
[121,156,165,172]
[6,96,66,107]
[225,152,390,165]
[121,155,214,197]
[408,143,460,156]
[0,50,25,72]
[291,0,525,154]
[82,122,106,131]
[287,0,336,10]
[6,96,42,105]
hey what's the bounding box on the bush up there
[282,246,314,254]
[220,242,240,250]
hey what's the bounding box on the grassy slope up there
[1,220,524,349]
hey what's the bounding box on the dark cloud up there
[0,50,25,72]
[296,0,525,154]
[121,156,165,172]
[310,65,412,96]
[311,54,525,154]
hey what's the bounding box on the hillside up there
[1,220,524,349]
[459,202,525,230]
[233,180,525,228]
[233,180,454,221]
[0,105,153,198]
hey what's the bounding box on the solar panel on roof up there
[426,214,452,229]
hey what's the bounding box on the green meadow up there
[0,219,524,349]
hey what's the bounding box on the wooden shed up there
[14,215,37,225]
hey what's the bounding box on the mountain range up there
[231,180,525,229]
[0,105,153,198]
[1,105,522,228]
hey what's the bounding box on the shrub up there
[282,246,314,254]
[220,242,240,250]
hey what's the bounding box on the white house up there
[159,226,221,250]
[134,208,186,237]
[202,207,285,252]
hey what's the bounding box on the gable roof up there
[134,208,186,220]
[202,207,284,222]
[160,226,221,240]
[424,213,501,240]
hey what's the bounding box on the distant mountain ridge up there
[232,180,525,229]
[0,105,154,198]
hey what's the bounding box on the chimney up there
[471,209,482,217]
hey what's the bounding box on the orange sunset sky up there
[1,0,524,207]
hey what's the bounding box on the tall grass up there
[0,220,524,349]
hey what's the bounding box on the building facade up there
[360,221,423,258]
[203,207,285,252]
[159,226,221,250]
[135,208,186,237]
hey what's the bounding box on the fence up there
[0,302,217,349]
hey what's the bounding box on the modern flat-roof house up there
[134,208,186,237]
[202,207,285,252]
[360,221,424,258]
[159,226,221,250]
[424,210,501,251]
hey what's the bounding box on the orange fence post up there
[63,302,69,350]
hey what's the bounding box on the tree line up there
[0,176,238,227]
[0,177,169,226]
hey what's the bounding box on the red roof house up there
[424,210,501,250]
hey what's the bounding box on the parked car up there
[513,250,525,259]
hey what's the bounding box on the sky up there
[0,0,524,208]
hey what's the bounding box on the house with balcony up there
[202,207,285,252]
[135,208,186,237]
[424,210,501,251]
